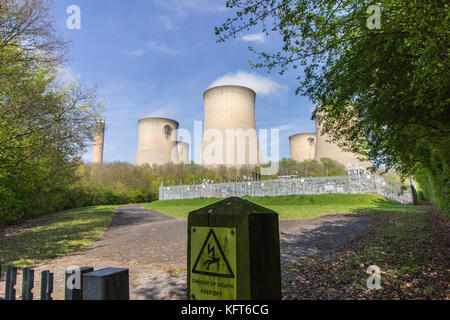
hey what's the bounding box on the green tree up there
[0,0,103,222]
[216,0,449,211]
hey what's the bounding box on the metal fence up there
[0,264,129,300]
[159,172,413,205]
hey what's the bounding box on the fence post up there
[22,267,34,300]
[40,270,54,300]
[5,265,17,300]
[65,266,94,300]
[83,268,129,300]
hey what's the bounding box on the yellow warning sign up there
[190,227,237,300]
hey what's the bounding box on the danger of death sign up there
[189,227,237,300]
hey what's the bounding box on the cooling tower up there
[289,133,316,162]
[314,113,371,168]
[199,85,261,167]
[93,120,105,164]
[177,141,190,163]
[135,118,179,166]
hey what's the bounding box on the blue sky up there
[52,0,316,163]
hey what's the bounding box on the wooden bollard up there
[40,270,54,300]
[22,267,34,300]
[82,268,129,300]
[5,265,17,300]
[65,266,94,300]
[187,197,281,300]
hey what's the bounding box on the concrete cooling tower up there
[93,120,105,164]
[199,85,261,168]
[314,113,371,168]
[135,118,179,166]
[289,133,316,162]
[177,141,190,163]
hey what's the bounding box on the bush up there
[0,186,24,223]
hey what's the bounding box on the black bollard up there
[22,267,35,300]
[5,265,17,300]
[83,268,129,300]
[65,266,94,300]
[40,270,54,300]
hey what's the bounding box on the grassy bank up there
[283,206,449,299]
[0,205,116,267]
[144,194,418,220]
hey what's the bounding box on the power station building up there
[198,85,262,168]
[290,112,371,168]
[135,117,179,166]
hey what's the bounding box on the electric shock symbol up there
[203,244,220,270]
[192,229,234,278]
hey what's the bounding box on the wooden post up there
[22,267,34,300]
[187,197,281,300]
[40,270,54,300]
[5,265,17,300]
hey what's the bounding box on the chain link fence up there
[159,170,413,205]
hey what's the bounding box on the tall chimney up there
[93,119,105,164]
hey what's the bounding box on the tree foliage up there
[216,0,449,211]
[0,0,103,222]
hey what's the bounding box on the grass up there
[144,194,420,220]
[0,205,116,267]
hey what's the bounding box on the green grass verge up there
[144,194,420,220]
[0,205,116,267]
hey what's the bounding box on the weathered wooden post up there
[82,268,129,300]
[187,197,281,300]
[5,265,17,300]
[40,270,54,300]
[65,266,94,300]
[22,267,34,300]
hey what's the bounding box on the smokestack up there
[199,85,261,168]
[93,119,105,164]
[135,118,179,166]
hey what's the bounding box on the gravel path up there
[0,205,379,300]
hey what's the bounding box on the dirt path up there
[0,205,379,300]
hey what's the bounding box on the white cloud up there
[242,33,266,43]
[146,41,180,55]
[160,15,176,30]
[209,71,288,97]
[152,0,226,16]
[146,105,179,118]
[126,49,145,57]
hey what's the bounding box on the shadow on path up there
[280,213,378,264]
